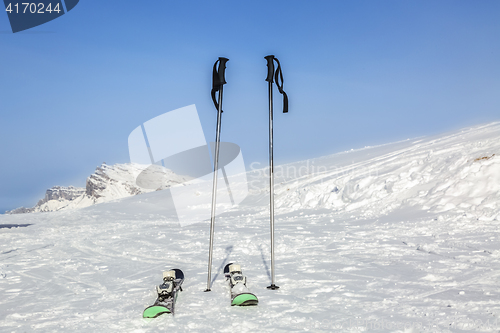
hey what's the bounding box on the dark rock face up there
[38,186,86,205]
[85,167,111,199]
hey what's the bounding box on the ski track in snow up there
[1,122,500,332]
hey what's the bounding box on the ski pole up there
[265,55,288,290]
[205,57,229,292]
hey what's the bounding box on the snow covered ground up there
[1,122,500,332]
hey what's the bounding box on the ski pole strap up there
[211,57,229,112]
[273,57,288,113]
[265,55,288,113]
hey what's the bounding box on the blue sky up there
[1,0,500,213]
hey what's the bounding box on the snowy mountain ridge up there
[7,163,189,214]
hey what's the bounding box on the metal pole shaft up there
[268,81,277,288]
[206,86,223,291]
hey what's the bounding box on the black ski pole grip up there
[218,57,229,85]
[265,55,275,83]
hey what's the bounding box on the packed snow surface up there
[1,122,500,332]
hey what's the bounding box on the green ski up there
[224,263,258,306]
[143,268,184,318]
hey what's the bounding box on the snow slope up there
[1,122,500,332]
[274,122,499,220]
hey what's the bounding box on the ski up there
[224,263,259,306]
[143,268,184,318]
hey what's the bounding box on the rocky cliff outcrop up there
[7,163,189,214]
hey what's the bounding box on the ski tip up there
[172,268,184,280]
[267,284,280,290]
[143,305,171,318]
[223,262,234,275]
[232,293,259,306]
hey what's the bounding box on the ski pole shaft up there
[206,57,228,292]
[206,86,223,291]
[268,79,277,288]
